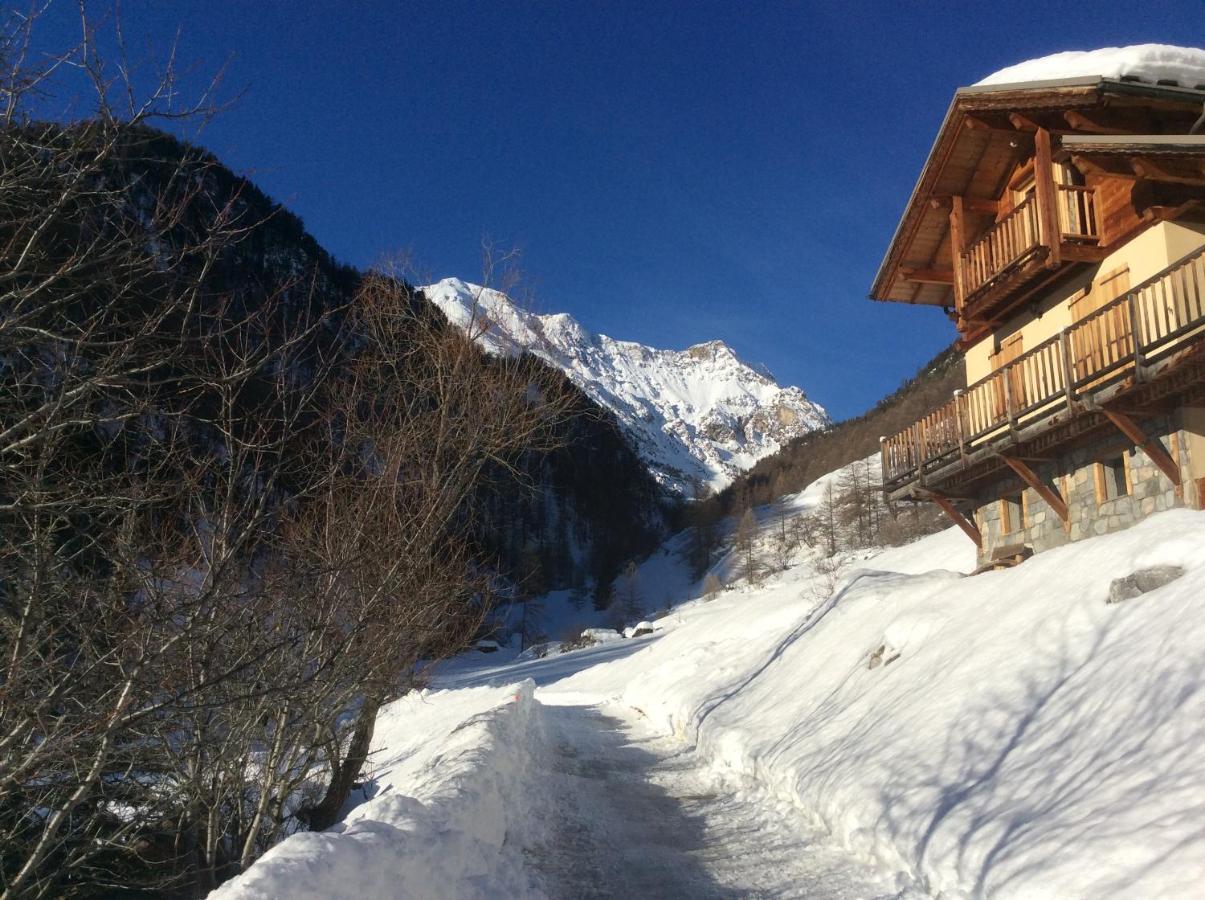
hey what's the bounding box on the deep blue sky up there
[28,1,1202,418]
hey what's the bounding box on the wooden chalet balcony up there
[883,244,1205,496]
[956,185,1099,304]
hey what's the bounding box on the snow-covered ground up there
[423,277,829,493]
[212,682,542,900]
[217,460,1205,898]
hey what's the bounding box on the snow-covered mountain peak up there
[421,278,829,495]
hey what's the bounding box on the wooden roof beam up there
[900,267,954,284]
[1063,109,1128,134]
[1008,112,1042,132]
[930,195,998,214]
[1070,153,1141,180]
[964,113,1008,132]
[1130,157,1205,187]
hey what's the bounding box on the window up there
[1000,491,1024,534]
[1009,161,1036,208]
[1094,453,1131,503]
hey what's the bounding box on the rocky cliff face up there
[423,278,830,495]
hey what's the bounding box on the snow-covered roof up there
[975,44,1205,90]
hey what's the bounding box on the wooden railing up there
[883,245,1205,487]
[1056,185,1099,241]
[959,195,1041,299]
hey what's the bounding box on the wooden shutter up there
[990,333,1025,419]
[1071,266,1131,382]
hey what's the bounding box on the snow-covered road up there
[526,696,900,899]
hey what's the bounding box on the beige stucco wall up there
[965,221,1205,384]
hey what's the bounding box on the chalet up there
[871,48,1205,565]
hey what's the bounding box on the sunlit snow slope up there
[423,278,829,494]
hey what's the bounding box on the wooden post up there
[916,419,927,482]
[1002,456,1070,523]
[1003,366,1017,428]
[1058,329,1077,405]
[950,195,967,313]
[1101,408,1182,486]
[932,495,982,548]
[1127,291,1145,377]
[954,389,967,461]
[1033,128,1062,267]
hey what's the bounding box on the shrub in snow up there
[866,643,900,670]
[559,628,624,653]
[580,628,624,644]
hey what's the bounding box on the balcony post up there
[1003,366,1018,429]
[949,195,966,313]
[916,419,927,483]
[1127,290,1146,378]
[1059,329,1077,407]
[954,389,967,462]
[1033,128,1061,267]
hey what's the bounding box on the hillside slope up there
[699,343,964,519]
[423,278,830,495]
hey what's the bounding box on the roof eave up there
[867,76,1205,303]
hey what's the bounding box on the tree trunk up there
[304,693,384,832]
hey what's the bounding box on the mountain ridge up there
[422,277,830,495]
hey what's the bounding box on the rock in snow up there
[976,44,1205,89]
[422,278,829,494]
[1107,564,1185,604]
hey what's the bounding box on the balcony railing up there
[958,195,1041,300]
[956,186,1100,302]
[883,244,1205,489]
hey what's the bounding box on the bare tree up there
[770,500,799,570]
[0,10,574,896]
[805,481,839,558]
[733,508,764,584]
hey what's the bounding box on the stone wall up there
[972,412,1191,565]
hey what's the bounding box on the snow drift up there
[212,681,543,900]
[554,510,1205,897]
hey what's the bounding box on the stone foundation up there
[972,412,1191,565]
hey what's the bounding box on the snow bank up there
[976,44,1205,89]
[212,681,542,900]
[554,511,1205,897]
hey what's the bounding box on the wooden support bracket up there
[1002,456,1069,523]
[931,495,982,548]
[1101,408,1182,486]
